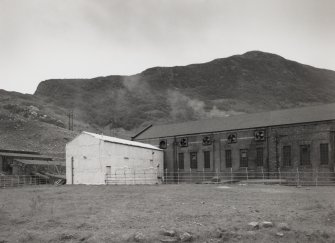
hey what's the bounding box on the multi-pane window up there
[190,152,197,169]
[240,149,248,167]
[300,145,311,165]
[320,143,329,165]
[283,145,291,166]
[204,151,210,169]
[225,150,232,168]
[178,153,184,170]
[256,148,264,166]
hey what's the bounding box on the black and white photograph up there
[1,0,335,242]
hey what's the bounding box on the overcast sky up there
[0,0,334,94]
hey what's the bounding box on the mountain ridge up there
[34,50,335,130]
[2,50,335,154]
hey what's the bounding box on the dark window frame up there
[190,152,198,169]
[225,150,232,168]
[179,137,188,147]
[240,149,248,168]
[300,144,311,165]
[159,139,167,149]
[256,147,264,167]
[282,145,292,166]
[320,143,329,165]
[178,153,184,170]
[204,151,211,169]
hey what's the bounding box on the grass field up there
[1,184,335,242]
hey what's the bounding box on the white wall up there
[66,133,164,185]
[66,133,102,185]
[101,141,164,184]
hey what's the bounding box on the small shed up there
[0,149,53,175]
[66,132,164,185]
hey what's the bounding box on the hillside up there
[0,89,78,157]
[34,51,335,130]
[2,50,335,155]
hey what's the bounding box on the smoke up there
[167,89,231,121]
[122,75,150,96]
[207,105,231,117]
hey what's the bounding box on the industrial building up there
[132,103,335,179]
[66,132,164,185]
[0,149,53,175]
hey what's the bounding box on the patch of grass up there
[1,185,335,242]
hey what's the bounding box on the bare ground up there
[1,184,335,242]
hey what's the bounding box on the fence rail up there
[0,175,49,188]
[106,168,335,186]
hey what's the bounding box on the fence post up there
[202,168,205,182]
[190,168,192,183]
[315,168,318,187]
[177,168,180,184]
[156,168,158,184]
[165,168,167,184]
[216,168,219,184]
[230,167,233,184]
[278,167,281,185]
[262,167,265,184]
[246,167,248,183]
[296,167,300,187]
[114,171,117,185]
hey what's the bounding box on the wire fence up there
[105,168,161,185]
[0,175,49,188]
[106,168,335,186]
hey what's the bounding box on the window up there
[202,136,212,146]
[159,139,167,149]
[320,143,329,165]
[178,153,184,170]
[179,137,188,147]
[204,151,210,169]
[256,148,263,166]
[225,150,232,168]
[106,166,111,176]
[300,145,310,165]
[283,146,291,166]
[190,152,197,169]
[240,149,248,167]
[227,133,237,144]
[254,130,266,141]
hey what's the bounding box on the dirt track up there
[1,184,335,242]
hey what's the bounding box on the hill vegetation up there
[34,51,335,130]
[1,50,335,154]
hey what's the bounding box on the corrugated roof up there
[0,149,40,155]
[134,103,335,140]
[0,152,52,160]
[83,132,162,151]
[15,159,65,166]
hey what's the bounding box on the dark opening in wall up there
[190,152,197,169]
[240,149,248,168]
[204,151,210,169]
[300,145,311,165]
[283,145,291,166]
[320,143,329,165]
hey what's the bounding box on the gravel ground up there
[1,184,335,242]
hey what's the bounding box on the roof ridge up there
[135,103,335,139]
